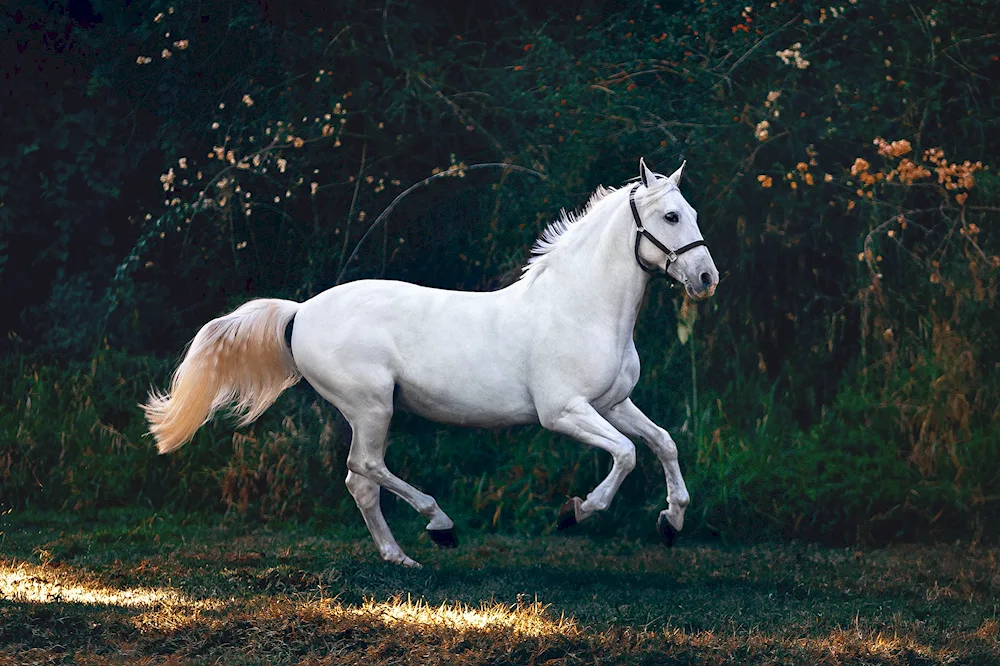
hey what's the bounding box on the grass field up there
[1,509,998,665]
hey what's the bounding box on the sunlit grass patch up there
[0,561,220,611]
[330,595,575,637]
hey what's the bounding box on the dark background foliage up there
[2,0,998,545]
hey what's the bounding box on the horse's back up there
[292,279,539,425]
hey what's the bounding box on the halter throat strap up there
[628,183,707,277]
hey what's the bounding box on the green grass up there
[1,509,998,665]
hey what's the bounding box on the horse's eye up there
[665,212,679,224]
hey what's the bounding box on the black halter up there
[628,183,708,277]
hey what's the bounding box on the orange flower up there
[874,137,911,157]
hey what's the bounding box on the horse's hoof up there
[383,549,421,567]
[557,498,582,531]
[656,513,677,546]
[427,527,458,548]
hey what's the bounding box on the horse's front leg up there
[604,398,690,544]
[539,397,637,528]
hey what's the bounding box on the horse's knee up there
[616,442,637,473]
[657,431,678,462]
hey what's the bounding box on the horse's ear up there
[639,157,655,188]
[668,160,686,187]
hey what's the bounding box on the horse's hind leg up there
[344,470,418,566]
[341,391,457,558]
[306,378,413,565]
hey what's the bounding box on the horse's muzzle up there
[685,268,718,300]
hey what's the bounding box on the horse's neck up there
[533,197,650,338]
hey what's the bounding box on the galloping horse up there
[145,158,719,566]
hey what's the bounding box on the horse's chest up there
[531,327,640,410]
[590,348,640,410]
[558,334,639,409]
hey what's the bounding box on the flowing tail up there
[144,298,301,454]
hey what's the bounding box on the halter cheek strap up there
[628,183,707,277]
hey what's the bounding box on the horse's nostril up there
[700,272,712,289]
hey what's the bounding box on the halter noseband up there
[628,183,707,277]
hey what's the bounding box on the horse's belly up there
[395,379,537,427]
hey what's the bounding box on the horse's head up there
[631,158,718,300]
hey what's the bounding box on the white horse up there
[145,158,719,566]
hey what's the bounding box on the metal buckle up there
[667,251,678,263]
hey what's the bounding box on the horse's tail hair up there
[144,298,301,454]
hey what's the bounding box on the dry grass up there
[0,511,998,665]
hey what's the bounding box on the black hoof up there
[427,527,458,548]
[657,514,677,547]
[557,499,579,531]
